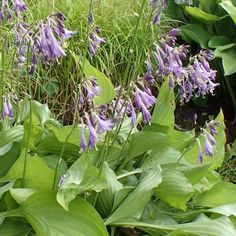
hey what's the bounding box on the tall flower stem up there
[96,0,147,169]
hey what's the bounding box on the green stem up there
[52,125,77,190]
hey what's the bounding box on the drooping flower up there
[89,28,106,55]
[96,115,114,134]
[2,95,13,119]
[0,0,27,22]
[151,0,168,24]
[84,113,98,149]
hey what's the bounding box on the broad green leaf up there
[0,181,14,199]
[51,125,81,146]
[126,131,171,161]
[208,36,231,48]
[0,219,31,236]
[112,216,236,236]
[73,54,116,105]
[0,126,23,156]
[57,156,107,210]
[36,135,80,161]
[10,188,37,204]
[194,182,236,207]
[96,162,123,216]
[16,100,52,126]
[5,150,55,190]
[183,111,226,169]
[185,6,221,22]
[220,1,236,24]
[151,78,175,129]
[166,231,189,236]
[215,47,236,75]
[155,169,194,210]
[199,0,217,13]
[7,191,109,236]
[22,121,44,151]
[180,164,210,184]
[209,203,236,216]
[105,161,162,225]
[180,24,211,48]
[0,142,20,178]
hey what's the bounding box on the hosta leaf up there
[180,24,211,48]
[155,169,194,210]
[0,219,31,236]
[194,182,236,208]
[96,162,123,216]
[0,181,14,199]
[151,78,175,129]
[208,36,231,48]
[208,203,236,217]
[185,6,222,22]
[0,126,23,156]
[220,1,236,24]
[105,161,162,225]
[57,156,107,210]
[0,143,20,178]
[6,191,109,236]
[215,47,236,75]
[4,149,55,190]
[112,216,236,236]
[10,188,37,204]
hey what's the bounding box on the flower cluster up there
[16,13,75,74]
[0,0,27,21]
[78,79,114,152]
[197,120,221,163]
[151,29,218,103]
[88,11,106,56]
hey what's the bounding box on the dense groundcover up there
[1,0,236,235]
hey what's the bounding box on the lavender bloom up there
[0,0,27,22]
[83,79,102,100]
[86,113,99,149]
[152,31,218,103]
[96,115,114,134]
[196,138,203,164]
[204,137,214,157]
[144,55,155,86]
[89,27,106,55]
[13,0,27,16]
[134,86,154,124]
[15,14,75,73]
[2,95,13,119]
[151,0,168,24]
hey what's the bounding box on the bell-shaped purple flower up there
[86,113,99,149]
[96,115,114,134]
[2,95,13,119]
[13,0,27,15]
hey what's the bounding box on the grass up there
[3,0,169,123]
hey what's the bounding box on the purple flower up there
[86,113,99,149]
[196,138,203,164]
[204,137,214,157]
[89,27,106,55]
[96,115,114,134]
[2,95,13,119]
[83,79,102,100]
[13,0,27,15]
